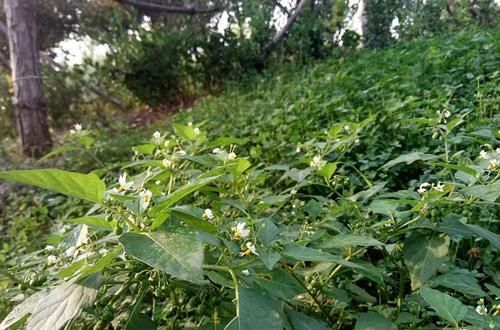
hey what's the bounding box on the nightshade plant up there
[1,30,500,330]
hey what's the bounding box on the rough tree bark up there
[4,0,52,157]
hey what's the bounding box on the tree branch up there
[258,0,310,64]
[116,0,223,15]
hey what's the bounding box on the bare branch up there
[116,0,223,15]
[258,0,310,64]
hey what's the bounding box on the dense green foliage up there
[1,29,500,329]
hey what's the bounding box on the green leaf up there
[430,270,486,297]
[132,143,155,155]
[152,176,219,213]
[78,247,122,278]
[319,234,383,249]
[256,219,280,246]
[403,232,449,290]
[26,273,103,330]
[382,152,439,169]
[420,287,468,327]
[0,169,106,203]
[285,309,329,330]
[171,205,218,234]
[317,162,337,179]
[463,181,500,202]
[354,311,397,330]
[255,268,303,300]
[173,123,197,140]
[151,175,220,228]
[65,216,113,231]
[228,288,283,330]
[438,215,500,249]
[119,230,204,284]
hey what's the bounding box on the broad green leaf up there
[463,181,500,202]
[57,259,86,278]
[171,205,218,234]
[285,168,312,183]
[255,268,303,300]
[403,232,449,290]
[317,162,337,179]
[65,216,113,231]
[119,230,204,284]
[26,273,103,330]
[0,169,106,203]
[439,215,500,249]
[354,311,397,330]
[485,284,500,298]
[430,271,486,297]
[256,219,280,246]
[285,309,329,330]
[347,182,387,202]
[319,234,383,249]
[0,290,48,330]
[258,250,281,270]
[382,152,439,169]
[420,287,468,327]
[227,288,283,330]
[281,245,366,271]
[173,123,197,140]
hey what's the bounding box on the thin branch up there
[116,0,223,15]
[258,0,310,64]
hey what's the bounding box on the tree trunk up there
[4,0,51,157]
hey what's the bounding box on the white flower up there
[417,182,431,194]
[232,222,250,239]
[164,140,170,147]
[74,123,82,131]
[290,189,297,195]
[239,242,259,256]
[47,255,57,265]
[344,124,351,132]
[476,305,488,315]
[296,146,301,153]
[162,159,173,168]
[118,173,133,191]
[44,245,55,252]
[139,189,153,209]
[153,131,161,142]
[193,127,201,135]
[228,152,237,160]
[155,180,161,185]
[433,182,445,192]
[479,150,490,160]
[241,269,250,276]
[310,155,323,168]
[495,147,500,154]
[203,208,214,220]
[188,122,193,127]
[212,148,222,154]
[443,110,451,118]
[488,159,498,170]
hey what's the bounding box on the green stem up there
[114,208,140,231]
